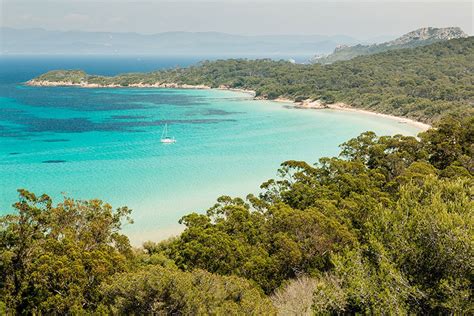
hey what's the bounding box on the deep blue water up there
[0,56,423,244]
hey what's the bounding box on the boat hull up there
[160,139,176,143]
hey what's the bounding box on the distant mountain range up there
[0,27,361,58]
[311,27,469,64]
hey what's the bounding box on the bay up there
[0,56,423,244]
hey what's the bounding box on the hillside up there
[311,27,468,64]
[30,37,474,124]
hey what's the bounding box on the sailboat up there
[160,123,176,143]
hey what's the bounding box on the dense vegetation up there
[2,115,472,314]
[310,38,449,65]
[34,37,474,123]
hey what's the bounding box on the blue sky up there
[2,1,472,38]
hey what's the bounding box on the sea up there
[0,55,424,244]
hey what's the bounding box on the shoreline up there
[326,104,431,131]
[26,79,431,131]
[270,98,431,131]
[26,79,212,90]
[216,85,256,97]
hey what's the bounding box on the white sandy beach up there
[270,97,431,131]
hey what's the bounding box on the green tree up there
[420,115,473,173]
[368,176,473,313]
[100,265,275,315]
[0,190,133,314]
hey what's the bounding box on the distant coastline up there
[26,79,432,131]
[26,79,212,90]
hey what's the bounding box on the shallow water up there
[0,56,423,244]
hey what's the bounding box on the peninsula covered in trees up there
[30,37,474,123]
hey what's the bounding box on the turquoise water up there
[0,57,423,244]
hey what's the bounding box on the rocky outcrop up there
[387,27,468,46]
[311,27,469,64]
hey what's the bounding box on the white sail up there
[161,124,168,138]
[160,123,176,143]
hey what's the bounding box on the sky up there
[1,0,473,38]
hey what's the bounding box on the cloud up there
[19,13,33,20]
[63,13,90,24]
[107,16,125,25]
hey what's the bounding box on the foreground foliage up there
[0,193,133,313]
[1,116,473,314]
[101,266,274,315]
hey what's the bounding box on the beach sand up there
[270,98,431,131]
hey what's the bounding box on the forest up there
[33,37,474,123]
[1,115,472,314]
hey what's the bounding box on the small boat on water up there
[160,123,176,143]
